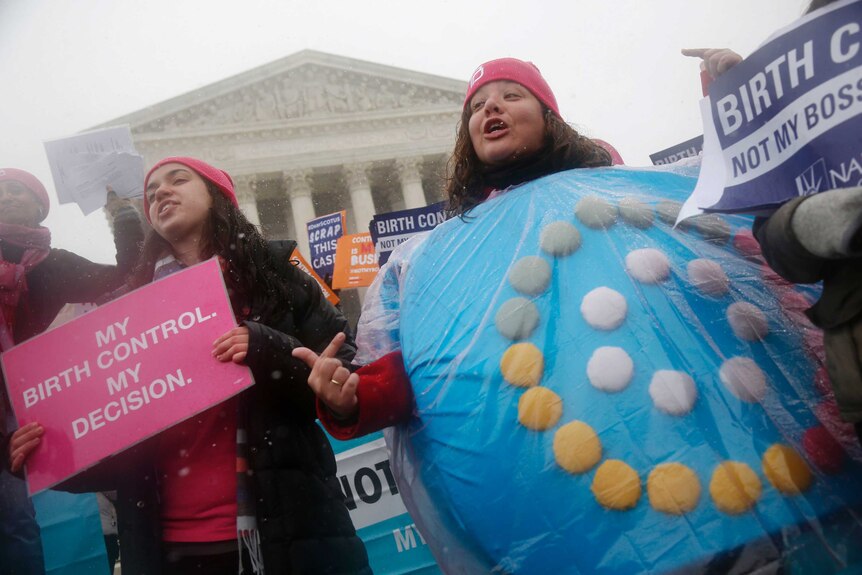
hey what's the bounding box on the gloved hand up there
[792,186,862,258]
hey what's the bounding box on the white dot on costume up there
[649,370,697,415]
[587,347,634,392]
[508,256,551,295]
[687,259,730,296]
[618,197,654,229]
[540,221,582,257]
[625,248,671,284]
[727,302,769,341]
[495,297,540,340]
[575,196,618,229]
[581,287,627,330]
[719,357,767,403]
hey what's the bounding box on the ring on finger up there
[330,379,344,386]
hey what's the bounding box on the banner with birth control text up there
[370,202,446,267]
[1,258,253,494]
[681,0,862,219]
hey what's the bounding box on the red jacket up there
[317,351,414,439]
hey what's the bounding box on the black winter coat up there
[62,240,371,575]
[754,198,862,423]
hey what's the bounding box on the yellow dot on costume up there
[553,421,602,474]
[518,387,562,431]
[647,463,700,515]
[762,444,813,495]
[709,461,762,514]
[591,460,641,510]
[500,342,544,387]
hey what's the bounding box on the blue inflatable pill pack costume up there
[355,163,862,575]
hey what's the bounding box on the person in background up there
[9,157,370,575]
[683,0,862,441]
[0,168,142,575]
[293,57,611,439]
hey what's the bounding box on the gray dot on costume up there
[509,256,551,295]
[618,197,654,229]
[727,301,769,341]
[719,357,767,402]
[575,196,618,229]
[656,200,684,226]
[687,259,730,296]
[625,248,671,284]
[495,297,540,340]
[540,221,582,257]
[690,214,732,244]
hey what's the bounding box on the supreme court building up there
[97,50,465,320]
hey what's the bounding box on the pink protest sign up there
[1,258,253,494]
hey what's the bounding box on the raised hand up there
[681,48,743,79]
[292,332,359,419]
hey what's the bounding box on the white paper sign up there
[43,126,145,215]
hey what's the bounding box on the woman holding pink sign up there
[10,157,370,575]
[0,168,142,575]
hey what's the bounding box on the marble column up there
[344,162,376,233]
[284,169,316,258]
[396,157,427,209]
[233,174,261,227]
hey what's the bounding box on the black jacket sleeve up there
[49,205,144,304]
[243,242,356,419]
[752,197,830,285]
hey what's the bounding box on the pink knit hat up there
[0,168,50,222]
[593,139,625,165]
[143,157,238,222]
[464,58,560,117]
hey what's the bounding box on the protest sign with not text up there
[369,202,446,267]
[680,0,862,220]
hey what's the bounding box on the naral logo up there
[795,159,828,196]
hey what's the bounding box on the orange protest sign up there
[331,233,380,289]
[289,248,340,305]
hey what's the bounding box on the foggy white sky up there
[0,0,807,263]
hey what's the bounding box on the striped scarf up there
[153,256,264,574]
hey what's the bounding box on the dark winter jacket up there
[61,240,371,575]
[754,197,862,422]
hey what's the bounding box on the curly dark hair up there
[445,107,612,217]
[131,183,291,324]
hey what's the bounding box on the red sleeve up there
[317,350,414,440]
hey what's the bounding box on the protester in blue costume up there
[0,168,142,575]
[10,157,370,575]
[295,53,862,574]
[294,58,612,433]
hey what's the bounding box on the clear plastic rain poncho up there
[355,162,862,575]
